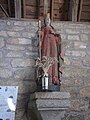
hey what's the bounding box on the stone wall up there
[0,19,90,120]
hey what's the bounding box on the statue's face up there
[45,18,50,26]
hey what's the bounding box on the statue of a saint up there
[36,13,63,91]
[41,13,63,86]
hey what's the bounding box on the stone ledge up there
[35,92,70,99]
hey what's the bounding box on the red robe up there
[40,26,60,85]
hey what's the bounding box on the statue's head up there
[44,13,51,26]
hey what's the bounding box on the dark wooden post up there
[14,0,21,18]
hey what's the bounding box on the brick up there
[6,51,24,57]
[65,50,86,57]
[11,59,35,67]
[80,87,90,97]
[66,29,79,34]
[14,68,35,79]
[68,35,79,40]
[7,38,32,45]
[6,44,25,50]
[0,68,12,78]
[74,42,87,49]
[81,34,88,41]
[7,31,20,37]
[0,37,4,48]
[0,31,7,37]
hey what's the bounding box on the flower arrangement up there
[35,56,58,77]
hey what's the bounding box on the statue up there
[36,13,63,91]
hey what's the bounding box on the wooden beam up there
[78,0,83,21]
[0,4,9,17]
[14,0,21,18]
[72,0,79,22]
[7,0,11,17]
[44,0,48,16]
[51,0,54,21]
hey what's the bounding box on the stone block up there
[64,57,70,65]
[12,26,24,31]
[62,79,74,87]
[40,110,65,120]
[34,92,71,120]
[36,99,70,109]
[11,59,35,67]
[83,57,90,67]
[85,113,90,120]
[22,32,35,39]
[0,31,7,37]
[18,81,37,94]
[27,46,38,52]
[71,99,89,111]
[68,35,79,40]
[14,68,35,79]
[81,34,88,41]
[0,37,5,48]
[65,50,86,57]
[80,87,90,97]
[0,68,12,78]
[66,114,84,120]
[74,42,87,49]
[66,29,79,34]
[6,45,25,51]
[71,59,82,66]
[35,92,70,99]
[81,30,90,34]
[7,31,20,37]
[0,60,10,67]
[63,67,88,78]
[84,79,90,86]
[7,38,32,45]
[60,34,67,40]
[6,51,24,57]
[14,21,30,26]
